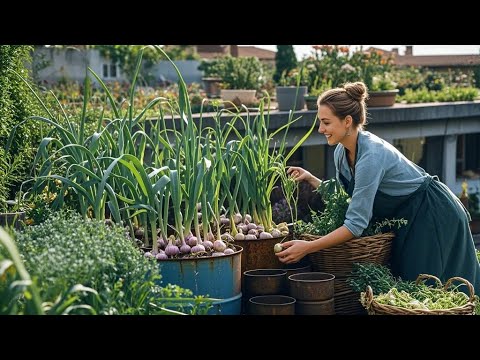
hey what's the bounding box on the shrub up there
[0,45,44,199]
[11,210,209,314]
[202,56,266,91]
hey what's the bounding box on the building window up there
[102,63,119,79]
[393,137,425,164]
[456,133,480,179]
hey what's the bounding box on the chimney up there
[405,46,413,56]
[230,45,239,57]
[392,48,399,55]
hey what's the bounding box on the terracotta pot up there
[366,89,398,107]
[220,89,257,106]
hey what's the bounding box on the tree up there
[273,45,297,84]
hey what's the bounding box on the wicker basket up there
[361,274,476,315]
[301,232,395,277]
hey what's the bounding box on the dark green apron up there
[339,169,480,296]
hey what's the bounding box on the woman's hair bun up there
[343,82,368,102]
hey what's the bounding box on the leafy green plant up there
[1,226,99,315]
[370,72,397,91]
[278,163,299,227]
[0,150,27,212]
[307,78,332,97]
[295,178,407,237]
[12,210,210,314]
[278,66,310,87]
[207,56,266,90]
[398,86,479,103]
[0,45,45,200]
[302,46,395,90]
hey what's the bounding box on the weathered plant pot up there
[235,235,288,291]
[0,211,25,230]
[295,298,335,315]
[288,272,335,301]
[244,268,288,297]
[248,295,296,315]
[220,89,257,106]
[276,86,307,111]
[157,245,243,315]
[366,89,398,107]
[304,95,318,110]
[202,77,222,98]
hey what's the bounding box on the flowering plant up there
[370,73,398,91]
[278,66,310,87]
[302,46,395,91]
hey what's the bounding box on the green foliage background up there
[274,45,298,84]
[0,45,44,202]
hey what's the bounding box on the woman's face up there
[317,105,347,145]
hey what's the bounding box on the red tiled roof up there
[237,46,276,60]
[196,45,228,59]
[394,55,480,67]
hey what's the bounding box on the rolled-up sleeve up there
[343,150,385,237]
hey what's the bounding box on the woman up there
[276,82,480,295]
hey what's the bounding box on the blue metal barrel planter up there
[157,245,243,315]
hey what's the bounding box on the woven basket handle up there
[364,285,375,308]
[444,277,475,302]
[415,274,443,287]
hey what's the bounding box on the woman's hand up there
[287,166,312,183]
[275,240,312,264]
[287,166,321,189]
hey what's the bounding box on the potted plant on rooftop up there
[276,66,310,111]
[206,56,266,108]
[366,72,399,107]
[304,78,332,111]
[303,45,399,107]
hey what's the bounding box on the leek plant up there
[278,161,299,227]
[234,98,316,231]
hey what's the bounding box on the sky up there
[249,45,480,60]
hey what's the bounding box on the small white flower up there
[341,63,355,73]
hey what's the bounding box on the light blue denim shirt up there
[334,131,428,237]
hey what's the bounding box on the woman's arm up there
[275,225,354,264]
[287,166,322,189]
